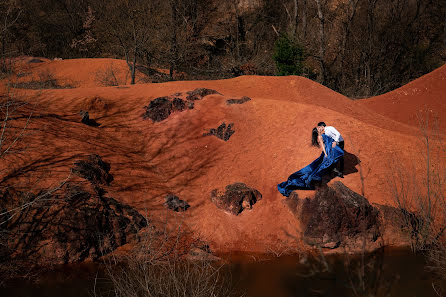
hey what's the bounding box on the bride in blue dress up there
[277,127,344,196]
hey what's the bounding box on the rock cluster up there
[186,88,221,101]
[203,122,235,141]
[226,96,251,105]
[143,96,191,122]
[79,110,100,127]
[0,155,147,266]
[285,182,380,249]
[164,194,190,212]
[143,88,221,122]
[72,154,113,186]
[211,183,262,215]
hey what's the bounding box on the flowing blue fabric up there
[277,134,344,196]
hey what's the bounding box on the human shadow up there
[318,150,360,186]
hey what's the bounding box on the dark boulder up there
[0,182,147,266]
[285,182,380,249]
[79,110,100,127]
[186,88,221,101]
[28,58,44,63]
[203,122,235,141]
[211,183,262,215]
[72,154,113,186]
[172,97,186,112]
[143,96,173,122]
[164,194,190,212]
[143,90,221,122]
[226,96,251,105]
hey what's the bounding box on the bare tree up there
[389,111,446,294]
[96,0,154,84]
[99,216,238,297]
[0,0,22,74]
[313,0,326,83]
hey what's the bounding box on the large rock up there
[79,110,101,127]
[143,96,173,122]
[164,194,190,212]
[143,89,221,122]
[211,183,262,215]
[143,96,191,122]
[186,88,221,101]
[72,154,113,186]
[226,96,251,105]
[203,122,235,141]
[285,182,380,249]
[0,182,147,266]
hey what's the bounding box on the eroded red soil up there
[2,58,445,254]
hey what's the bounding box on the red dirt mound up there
[358,64,446,133]
[1,58,444,254]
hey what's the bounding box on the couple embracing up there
[277,122,345,197]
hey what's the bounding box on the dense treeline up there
[1,0,445,97]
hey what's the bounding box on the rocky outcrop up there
[203,122,235,141]
[79,110,100,127]
[143,89,221,122]
[186,88,221,101]
[211,183,262,215]
[164,194,190,212]
[226,96,251,105]
[143,96,176,122]
[285,182,380,249]
[0,155,147,266]
[72,154,113,186]
[0,182,147,266]
[28,58,44,63]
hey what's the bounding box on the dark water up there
[0,248,439,297]
[227,247,438,297]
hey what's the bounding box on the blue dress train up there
[277,134,344,196]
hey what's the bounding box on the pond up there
[0,247,439,297]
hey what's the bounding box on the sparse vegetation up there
[273,34,305,76]
[98,219,239,297]
[0,0,443,96]
[389,112,445,295]
[94,63,125,86]
[13,70,73,89]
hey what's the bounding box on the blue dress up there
[277,134,344,196]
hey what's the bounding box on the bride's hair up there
[311,127,319,147]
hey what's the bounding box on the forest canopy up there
[1,0,445,97]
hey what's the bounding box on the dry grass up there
[95,63,128,86]
[13,70,74,89]
[97,217,240,297]
[389,111,446,295]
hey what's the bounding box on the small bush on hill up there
[272,34,305,76]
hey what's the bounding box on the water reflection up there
[0,247,438,297]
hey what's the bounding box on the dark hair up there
[311,127,319,147]
[317,122,326,127]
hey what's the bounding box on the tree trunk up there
[302,0,307,38]
[340,0,358,92]
[365,0,377,96]
[293,0,298,36]
[314,0,325,83]
[169,0,179,80]
[131,47,137,85]
[233,0,240,61]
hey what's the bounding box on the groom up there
[317,122,344,178]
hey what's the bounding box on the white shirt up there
[324,126,343,143]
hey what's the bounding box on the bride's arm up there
[318,135,327,156]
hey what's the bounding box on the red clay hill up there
[1,57,445,255]
[358,64,446,133]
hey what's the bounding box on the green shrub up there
[272,34,305,76]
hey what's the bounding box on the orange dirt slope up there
[1,58,445,254]
[358,64,446,133]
